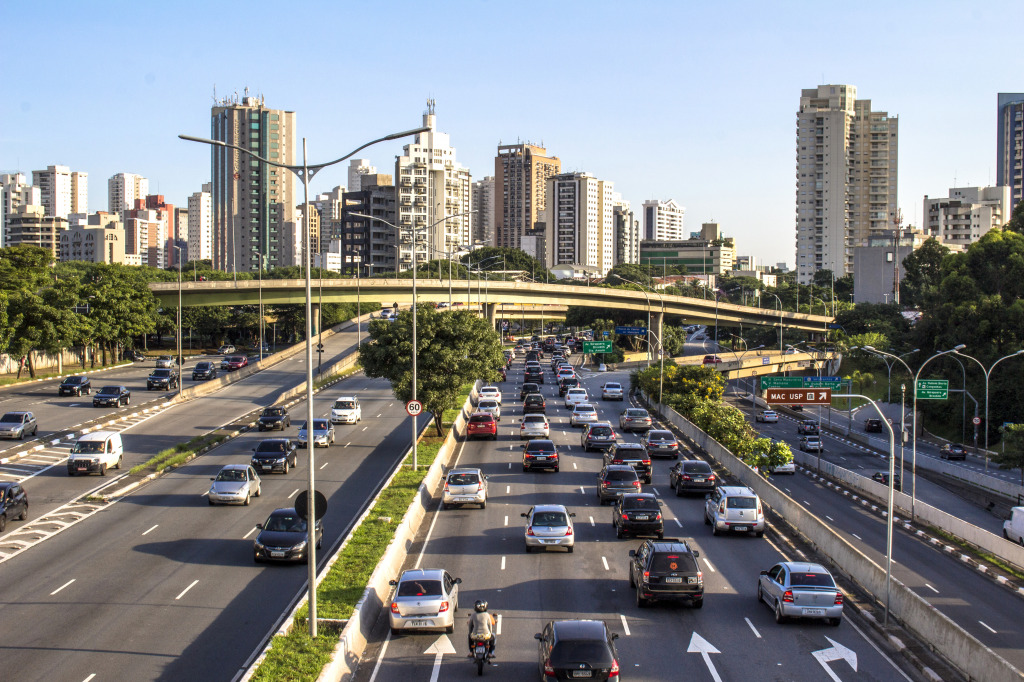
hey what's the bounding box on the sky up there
[3,0,1021,268]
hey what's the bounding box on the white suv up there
[330,396,361,424]
[705,486,765,537]
[564,388,589,408]
[478,386,502,405]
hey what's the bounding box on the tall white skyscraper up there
[472,176,495,245]
[1,173,41,248]
[543,172,615,276]
[108,173,150,224]
[348,160,376,194]
[641,199,686,241]
[188,183,213,263]
[32,165,87,219]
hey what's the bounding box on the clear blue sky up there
[3,0,1020,268]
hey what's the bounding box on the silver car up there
[570,403,599,427]
[0,412,38,440]
[758,561,844,626]
[523,504,576,552]
[155,355,174,369]
[208,464,262,505]
[601,382,624,401]
[442,468,488,509]
[520,414,550,440]
[388,568,462,634]
[297,419,335,448]
[705,486,765,537]
[476,398,501,421]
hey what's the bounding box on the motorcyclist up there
[467,600,496,659]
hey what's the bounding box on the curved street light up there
[619,277,667,405]
[763,291,784,352]
[952,348,1024,471]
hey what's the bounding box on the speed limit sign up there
[972,416,981,426]
[406,400,424,417]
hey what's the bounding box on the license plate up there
[693,478,704,482]
[456,497,474,502]
[77,466,88,471]
[408,619,431,627]
[537,456,548,460]
[270,551,285,558]
[571,671,592,678]
[262,465,272,470]
[802,608,826,616]
[634,515,649,521]
[665,576,682,583]
[733,526,749,532]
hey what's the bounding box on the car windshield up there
[651,552,697,573]
[590,426,612,437]
[524,415,546,424]
[479,400,498,408]
[648,431,673,441]
[62,377,85,385]
[159,356,172,360]
[230,356,245,362]
[196,363,211,370]
[550,641,612,667]
[625,409,648,418]
[263,408,285,416]
[256,441,288,454]
[397,579,442,597]
[791,572,836,588]
[0,414,22,423]
[304,420,328,430]
[605,470,638,481]
[727,496,758,509]
[532,511,567,526]
[73,440,104,453]
[683,461,713,474]
[623,497,659,510]
[334,401,356,409]
[263,514,306,533]
[448,473,479,485]
[605,383,621,390]
[469,414,494,423]
[575,404,595,413]
[152,370,171,377]
[216,469,247,482]
[526,442,555,453]
[99,387,121,394]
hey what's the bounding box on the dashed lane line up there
[50,579,75,596]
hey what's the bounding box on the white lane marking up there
[508,462,511,469]
[142,524,159,536]
[288,488,299,499]
[501,556,506,570]
[589,516,595,526]
[362,426,368,431]
[602,556,610,571]
[82,676,96,682]
[619,614,631,635]
[845,616,914,681]
[925,584,939,594]
[367,628,393,682]
[175,580,199,600]
[346,442,351,447]
[506,485,510,494]
[852,533,862,540]
[389,403,394,407]
[744,617,762,638]
[803,500,811,506]
[825,515,835,522]
[674,518,683,527]
[50,579,75,595]
[243,527,257,539]
[573,462,578,469]
[376,413,382,418]
[980,621,997,634]
[703,557,717,573]
[579,486,586,494]
[504,516,508,527]
[496,614,502,635]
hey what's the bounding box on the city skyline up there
[2,1,1020,268]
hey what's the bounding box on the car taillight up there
[609,659,619,677]
[655,513,662,520]
[477,483,484,492]
[719,502,726,514]
[390,602,400,614]
[444,484,450,492]
[682,475,691,481]
[708,474,716,482]
[612,459,623,464]
[757,501,763,515]
[520,424,525,429]
[439,601,450,612]
[834,592,844,605]
[611,432,617,438]
[565,526,573,536]
[527,527,535,536]
[543,660,554,675]
[642,459,651,465]
[632,481,641,487]
[782,590,794,603]
[621,514,629,520]
[602,481,610,487]
[642,571,649,579]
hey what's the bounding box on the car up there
[467,412,498,440]
[534,620,620,681]
[629,538,703,608]
[297,419,335,448]
[768,458,797,475]
[603,442,652,483]
[525,351,540,363]
[940,443,968,460]
[564,388,588,408]
[253,507,322,563]
[613,493,663,539]
[619,407,653,432]
[147,368,179,391]
[222,355,249,371]
[523,439,559,472]
[519,382,540,400]
[523,393,547,415]
[58,375,91,396]
[669,459,717,495]
[496,366,507,382]
[704,486,765,537]
[525,367,544,384]
[0,412,37,440]
[257,406,291,431]
[558,376,580,396]
[799,435,823,453]
[476,398,501,422]
[67,431,123,475]
[478,386,502,405]
[758,561,843,626]
[702,355,723,365]
[192,361,217,381]
[0,482,29,531]
[790,404,804,412]
[756,410,779,423]
[641,429,680,459]
[218,344,237,355]
[556,368,575,382]
[597,464,642,504]
[387,568,462,634]
[581,422,617,451]
[330,396,362,424]
[208,464,262,505]
[251,438,299,474]
[872,471,902,491]
[93,385,131,407]
[864,418,884,433]
[796,420,819,435]
[443,468,488,509]
[601,382,624,401]
[520,414,550,440]
[155,355,174,369]
[570,403,599,427]
[523,504,576,552]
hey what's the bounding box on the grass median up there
[129,433,228,475]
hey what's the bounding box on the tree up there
[1004,199,1024,235]
[900,238,950,308]
[82,263,158,363]
[360,308,504,435]
[604,264,656,289]
[460,247,553,282]
[994,424,1024,487]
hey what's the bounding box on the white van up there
[1004,507,1024,545]
[67,431,124,476]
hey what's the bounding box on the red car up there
[467,413,497,440]
[222,355,249,371]
[702,355,723,365]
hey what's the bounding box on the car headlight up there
[293,540,307,551]
[275,457,287,463]
[254,540,264,550]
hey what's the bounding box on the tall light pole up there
[620,277,666,405]
[180,123,429,639]
[764,291,784,352]
[729,334,763,407]
[617,277,652,367]
[172,246,183,393]
[953,348,1024,471]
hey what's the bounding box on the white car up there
[564,388,589,408]
[769,460,796,475]
[756,410,779,423]
[330,396,362,424]
[570,403,599,427]
[477,398,501,421]
[523,504,576,553]
[601,382,624,401]
[478,386,502,405]
[520,414,550,440]
[208,464,262,505]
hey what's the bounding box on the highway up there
[356,353,920,681]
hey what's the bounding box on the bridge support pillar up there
[486,303,497,329]
[311,303,321,335]
[653,310,664,358]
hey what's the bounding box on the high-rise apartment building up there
[1,173,41,248]
[541,172,615,276]
[338,175,397,275]
[495,143,560,249]
[472,176,495,246]
[32,165,87,219]
[997,93,1024,209]
[613,198,640,265]
[108,173,149,224]
[313,186,346,254]
[210,94,297,272]
[795,84,899,284]
[124,197,172,268]
[394,101,471,271]
[188,183,213,263]
[59,212,128,264]
[923,186,1011,249]
[641,199,686,241]
[6,205,67,258]
[348,160,376,194]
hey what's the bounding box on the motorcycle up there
[470,634,492,676]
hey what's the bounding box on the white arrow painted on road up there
[812,636,858,682]
[424,634,456,682]
[687,632,722,682]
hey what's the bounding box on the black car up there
[0,481,29,532]
[93,385,130,407]
[258,407,291,431]
[669,459,716,496]
[558,376,580,396]
[864,418,884,433]
[641,429,680,459]
[597,464,642,504]
[520,382,540,400]
[147,368,179,391]
[603,443,652,483]
[613,493,663,539]
[629,538,703,608]
[940,444,968,461]
[525,351,540,363]
[192,361,217,381]
[496,366,507,382]
[525,367,544,384]
[535,620,620,682]
[253,507,323,563]
[523,393,547,415]
[58,375,91,396]
[251,438,299,474]
[523,439,559,472]
[872,471,902,491]
[797,420,819,435]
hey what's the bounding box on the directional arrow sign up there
[812,637,857,682]
[765,388,832,404]
[687,632,722,682]
[424,634,456,682]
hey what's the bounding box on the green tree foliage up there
[604,264,657,289]
[994,424,1024,487]
[835,303,910,349]
[360,308,504,435]
[460,247,553,282]
[900,238,950,309]
[81,263,158,362]
[1004,199,1024,235]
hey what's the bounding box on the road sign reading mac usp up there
[406,400,423,417]
[764,388,832,405]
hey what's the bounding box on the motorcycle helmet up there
[474,600,488,612]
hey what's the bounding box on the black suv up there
[520,382,540,400]
[192,361,217,381]
[940,444,967,461]
[0,481,29,531]
[534,620,620,681]
[797,420,819,435]
[872,471,902,491]
[523,439,559,472]
[668,459,716,496]
[597,464,641,504]
[525,367,544,384]
[641,430,680,459]
[58,376,91,396]
[558,376,580,396]
[525,351,539,363]
[523,393,547,415]
[613,493,663,539]
[629,538,703,608]
[603,443,652,483]
[147,368,179,391]
[251,439,299,474]
[258,407,291,431]
[864,418,884,433]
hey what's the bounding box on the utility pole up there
[892,208,903,306]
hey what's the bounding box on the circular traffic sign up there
[294,490,328,521]
[972,416,982,426]
[887,418,894,425]
[406,400,424,417]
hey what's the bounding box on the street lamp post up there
[953,348,1024,471]
[618,277,652,367]
[180,124,429,639]
[172,246,182,394]
[729,334,763,407]
[764,291,783,352]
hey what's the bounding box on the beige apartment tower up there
[495,143,560,249]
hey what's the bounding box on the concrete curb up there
[0,361,134,392]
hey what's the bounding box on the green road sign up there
[761,377,803,389]
[583,340,613,354]
[808,380,842,391]
[916,379,949,400]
